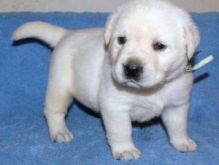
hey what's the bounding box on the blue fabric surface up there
[0,12,219,165]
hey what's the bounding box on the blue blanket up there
[0,12,219,165]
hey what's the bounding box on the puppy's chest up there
[130,99,164,122]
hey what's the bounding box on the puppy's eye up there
[117,36,127,45]
[153,41,166,51]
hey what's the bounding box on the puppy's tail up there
[12,21,69,47]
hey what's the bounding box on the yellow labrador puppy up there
[13,0,199,160]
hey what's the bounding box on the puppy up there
[13,0,199,160]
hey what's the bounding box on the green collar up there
[185,52,214,72]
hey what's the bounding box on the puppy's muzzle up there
[123,61,143,81]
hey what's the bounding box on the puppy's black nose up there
[123,63,143,81]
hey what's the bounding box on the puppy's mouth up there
[123,79,144,88]
[112,68,163,89]
[112,70,144,89]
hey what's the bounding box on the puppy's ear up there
[104,13,118,48]
[184,21,200,60]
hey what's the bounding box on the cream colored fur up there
[13,0,199,160]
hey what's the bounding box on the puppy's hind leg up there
[44,51,74,143]
[44,88,74,143]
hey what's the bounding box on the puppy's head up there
[104,0,199,89]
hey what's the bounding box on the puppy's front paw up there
[171,138,197,152]
[50,129,74,143]
[112,146,141,160]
